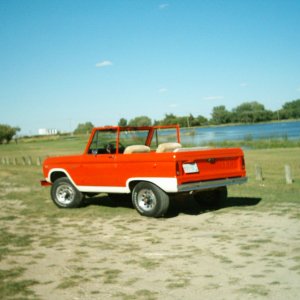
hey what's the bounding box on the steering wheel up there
[105,141,125,154]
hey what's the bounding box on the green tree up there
[281,99,300,119]
[118,118,128,126]
[158,114,179,125]
[211,106,231,124]
[232,101,272,123]
[192,115,208,126]
[128,116,152,126]
[156,113,208,127]
[0,124,20,144]
[74,122,94,134]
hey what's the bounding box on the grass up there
[206,138,300,149]
[103,269,122,284]
[114,289,158,300]
[138,258,160,270]
[238,284,270,296]
[0,267,39,299]
[228,147,300,208]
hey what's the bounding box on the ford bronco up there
[41,125,247,217]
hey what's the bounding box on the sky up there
[1,0,300,135]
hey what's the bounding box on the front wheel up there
[132,182,169,217]
[51,177,83,208]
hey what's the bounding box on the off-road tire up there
[132,182,169,217]
[51,177,83,208]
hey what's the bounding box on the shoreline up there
[180,118,300,130]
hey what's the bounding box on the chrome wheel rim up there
[56,184,75,205]
[137,189,157,211]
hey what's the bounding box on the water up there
[180,121,300,145]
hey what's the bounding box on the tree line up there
[2,99,299,142]
[209,99,300,125]
[73,99,300,134]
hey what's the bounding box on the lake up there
[180,121,300,145]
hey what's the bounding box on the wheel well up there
[128,180,140,192]
[128,180,163,193]
[50,171,67,183]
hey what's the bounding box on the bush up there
[0,124,20,144]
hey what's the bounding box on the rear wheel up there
[51,177,83,208]
[194,186,227,207]
[132,182,169,217]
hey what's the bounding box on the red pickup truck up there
[41,125,247,217]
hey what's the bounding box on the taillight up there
[242,157,246,169]
[176,162,181,176]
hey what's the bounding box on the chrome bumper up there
[177,177,248,193]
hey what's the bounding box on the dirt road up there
[1,195,300,300]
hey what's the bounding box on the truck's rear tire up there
[51,177,83,208]
[132,182,169,217]
[194,186,227,208]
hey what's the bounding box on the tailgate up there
[176,148,246,185]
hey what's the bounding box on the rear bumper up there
[177,177,247,193]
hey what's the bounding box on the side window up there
[88,130,117,154]
[119,130,149,147]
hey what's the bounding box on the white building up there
[38,128,58,135]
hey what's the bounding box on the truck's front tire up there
[132,182,169,217]
[51,177,83,208]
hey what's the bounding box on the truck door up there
[79,129,120,187]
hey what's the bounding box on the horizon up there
[1,0,300,135]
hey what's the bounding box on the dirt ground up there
[1,194,300,300]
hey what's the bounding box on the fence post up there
[36,157,41,166]
[27,156,32,166]
[284,164,293,184]
[255,164,263,181]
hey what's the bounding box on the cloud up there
[96,60,113,68]
[203,96,224,101]
[159,3,169,9]
[158,88,168,93]
[240,82,248,87]
[169,103,178,108]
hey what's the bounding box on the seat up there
[123,145,151,154]
[156,142,182,153]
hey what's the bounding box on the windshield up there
[88,130,118,154]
